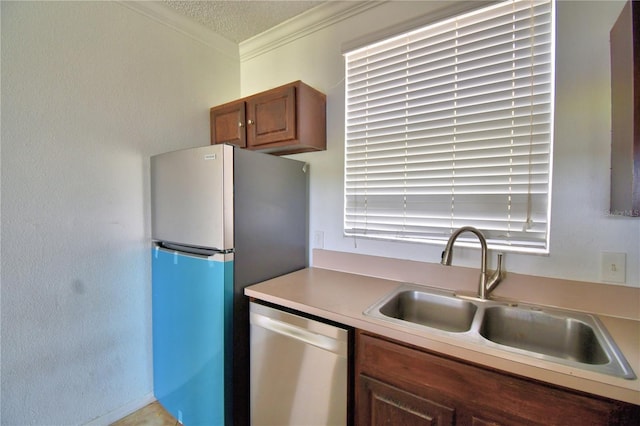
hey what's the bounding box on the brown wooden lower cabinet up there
[355,330,640,426]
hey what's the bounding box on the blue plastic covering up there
[152,247,233,426]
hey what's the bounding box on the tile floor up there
[111,401,177,426]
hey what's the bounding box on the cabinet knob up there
[247,119,254,125]
[238,122,244,128]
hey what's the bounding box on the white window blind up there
[344,0,554,253]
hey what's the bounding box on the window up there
[344,0,555,253]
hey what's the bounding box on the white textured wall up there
[1,2,239,424]
[241,0,640,287]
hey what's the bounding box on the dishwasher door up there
[249,302,349,426]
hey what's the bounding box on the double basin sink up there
[364,284,635,379]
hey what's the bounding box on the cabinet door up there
[358,375,454,426]
[246,85,296,147]
[210,100,246,147]
[610,0,640,216]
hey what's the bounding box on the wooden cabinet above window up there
[210,81,326,156]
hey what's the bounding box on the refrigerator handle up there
[153,242,231,258]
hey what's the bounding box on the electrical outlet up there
[601,252,626,283]
[313,231,324,249]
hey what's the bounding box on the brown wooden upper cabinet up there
[610,0,639,217]
[210,81,326,155]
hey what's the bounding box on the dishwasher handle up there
[250,311,348,356]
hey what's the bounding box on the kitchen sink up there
[377,290,477,332]
[479,306,609,365]
[364,284,636,379]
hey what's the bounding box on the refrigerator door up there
[152,245,233,426]
[151,144,234,251]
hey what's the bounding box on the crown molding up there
[117,1,239,61]
[239,1,387,62]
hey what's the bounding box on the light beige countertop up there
[245,266,640,405]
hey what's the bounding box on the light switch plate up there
[601,252,626,283]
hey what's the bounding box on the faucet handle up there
[496,252,503,272]
[485,252,504,296]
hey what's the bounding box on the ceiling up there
[161,1,327,44]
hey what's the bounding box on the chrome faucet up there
[441,226,503,299]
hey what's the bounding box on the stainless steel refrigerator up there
[150,144,308,426]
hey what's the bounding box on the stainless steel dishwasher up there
[249,301,350,426]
